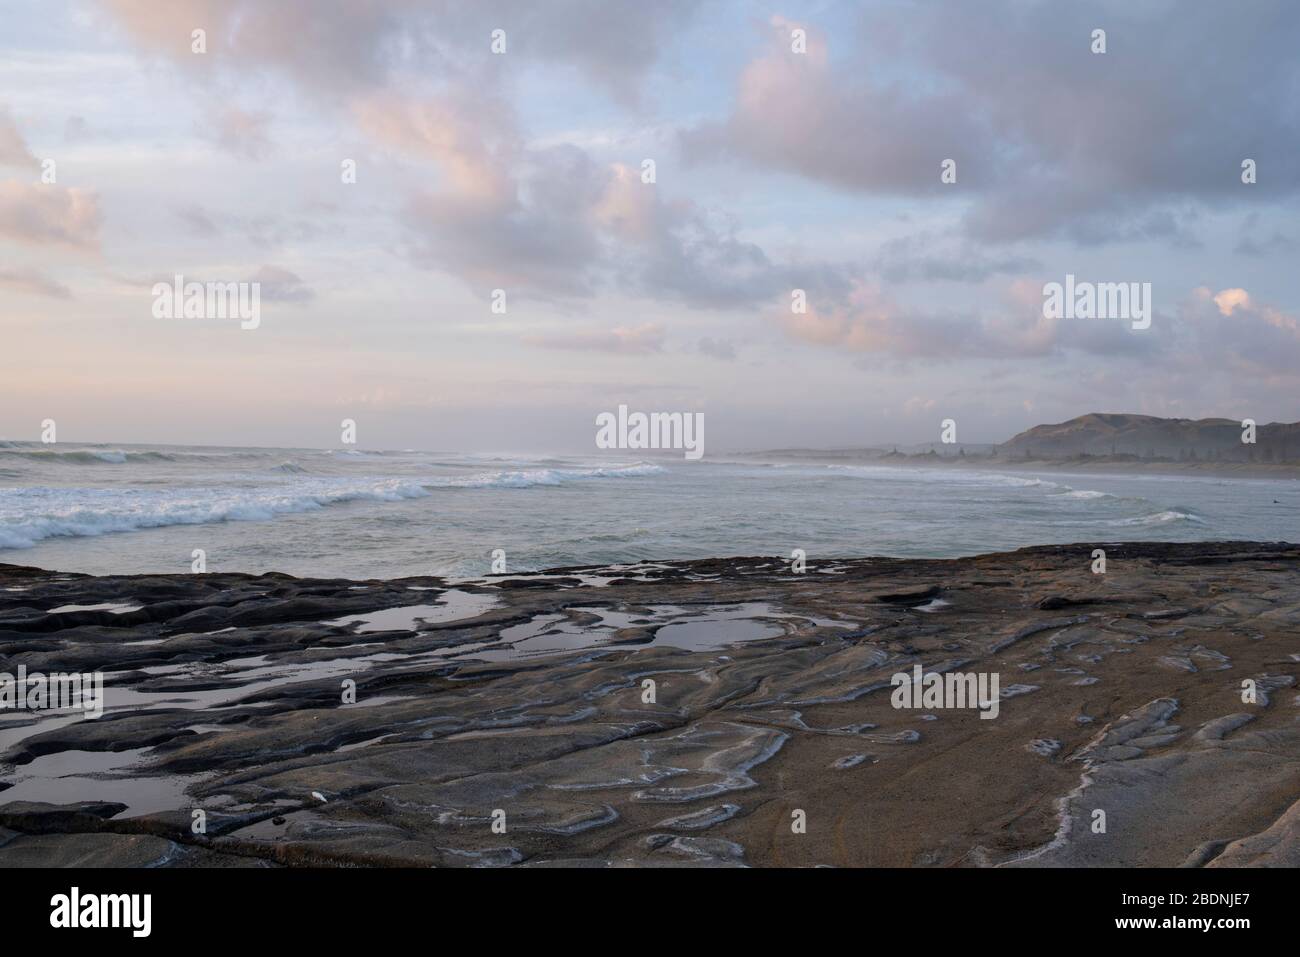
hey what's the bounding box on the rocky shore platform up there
[1,541,1297,868]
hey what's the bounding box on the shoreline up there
[1,540,1297,868]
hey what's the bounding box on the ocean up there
[1,441,1297,579]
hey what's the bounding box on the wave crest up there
[1109,509,1205,527]
[426,462,665,490]
[0,480,429,549]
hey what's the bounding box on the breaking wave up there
[0,480,430,549]
[0,446,278,465]
[1108,509,1206,527]
[0,464,666,548]
[830,464,1062,489]
[424,462,665,489]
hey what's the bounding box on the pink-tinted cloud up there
[1189,286,1300,361]
[0,181,102,249]
[685,4,1300,245]
[0,108,36,168]
[778,278,1165,361]
[682,18,994,196]
[100,0,694,102]
[353,93,518,208]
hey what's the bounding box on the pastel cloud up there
[0,108,37,168]
[359,92,792,307]
[779,278,1162,361]
[1196,286,1298,340]
[1211,287,1251,316]
[0,181,102,249]
[99,0,695,101]
[682,18,995,196]
[685,2,1300,245]
[353,93,517,207]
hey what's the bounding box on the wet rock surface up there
[0,541,1296,867]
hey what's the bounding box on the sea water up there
[0,441,1296,579]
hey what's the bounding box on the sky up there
[1,0,1298,453]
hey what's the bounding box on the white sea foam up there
[0,448,130,464]
[0,463,666,548]
[426,463,665,489]
[832,464,1062,490]
[1108,509,1205,527]
[0,479,430,549]
[0,446,274,465]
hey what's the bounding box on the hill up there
[998,413,1300,463]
